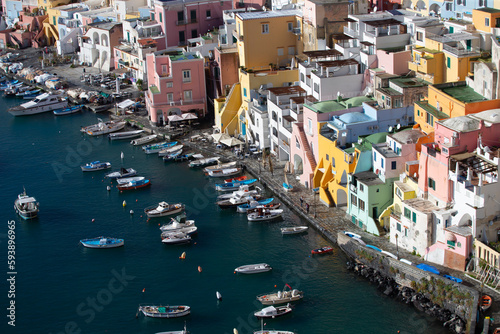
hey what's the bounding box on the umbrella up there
[220,137,244,147]
[211,133,230,143]
[181,113,198,120]
[168,115,183,122]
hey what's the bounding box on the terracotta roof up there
[303,49,342,58]
[267,86,305,96]
[332,33,353,40]
[138,38,156,46]
[317,59,359,67]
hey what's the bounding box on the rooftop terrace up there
[434,82,487,103]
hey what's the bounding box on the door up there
[466,39,471,51]
[372,207,378,219]
[179,31,185,44]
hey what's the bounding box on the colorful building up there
[78,21,122,72]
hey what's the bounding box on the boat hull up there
[139,305,190,318]
[117,180,151,191]
[281,226,308,235]
[145,205,184,218]
[8,100,68,116]
[80,238,124,248]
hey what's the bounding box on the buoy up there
[234,329,238,334]
[274,285,277,288]
[107,186,110,191]
[130,210,134,215]
[198,266,202,273]
[91,218,95,223]
[123,200,127,207]
[216,291,222,301]
[179,252,186,260]
[136,199,138,202]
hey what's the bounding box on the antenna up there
[397,124,401,130]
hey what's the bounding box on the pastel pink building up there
[145,48,206,125]
[152,0,233,47]
[376,49,411,76]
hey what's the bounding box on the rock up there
[383,286,393,296]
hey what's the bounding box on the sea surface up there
[0,96,449,334]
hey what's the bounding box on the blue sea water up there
[0,97,449,334]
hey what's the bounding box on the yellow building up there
[473,8,500,33]
[408,47,444,84]
[217,10,302,137]
[41,0,73,45]
[378,174,419,228]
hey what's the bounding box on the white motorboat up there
[116,176,145,184]
[80,237,124,248]
[108,130,144,140]
[189,157,220,168]
[254,304,292,319]
[161,232,191,245]
[155,323,188,334]
[217,193,261,209]
[81,161,111,172]
[216,185,260,201]
[207,167,242,178]
[257,285,303,305]
[203,161,237,172]
[138,305,190,318]
[131,134,158,146]
[161,226,197,239]
[14,189,39,219]
[247,209,283,222]
[158,144,184,157]
[145,202,185,218]
[81,118,126,136]
[105,167,137,179]
[159,217,195,231]
[8,91,68,116]
[281,226,308,235]
[235,263,272,274]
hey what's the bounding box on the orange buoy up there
[198,266,202,273]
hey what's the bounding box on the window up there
[167,82,173,88]
[426,112,434,126]
[177,11,184,22]
[190,10,196,22]
[206,10,211,18]
[397,223,401,232]
[277,48,284,56]
[396,188,402,199]
[351,194,357,206]
[296,137,300,149]
[416,32,423,42]
[326,154,329,161]
[428,177,436,190]
[183,90,192,101]
[313,83,319,93]
[288,47,295,55]
[391,161,397,170]
[417,109,420,117]
[412,212,417,223]
[404,208,411,219]
[262,24,269,34]
[162,65,168,76]
[374,152,377,162]
[159,13,162,23]
[447,240,456,248]
[151,13,155,21]
[308,118,312,135]
[446,2,452,10]
[191,29,197,38]
[381,158,384,168]
[479,0,486,6]
[300,73,305,82]
[182,70,191,83]
[288,22,293,31]
[116,51,120,57]
[449,26,454,33]
[457,242,462,248]
[167,93,173,102]
[358,199,365,211]
[447,57,451,68]
[486,18,490,27]
[359,184,364,192]
[243,88,247,97]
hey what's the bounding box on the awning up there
[181,113,198,120]
[211,133,230,143]
[117,99,135,109]
[168,115,183,122]
[221,137,244,147]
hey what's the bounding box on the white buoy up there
[130,210,134,215]
[216,291,222,301]
[123,200,127,207]
[107,186,111,191]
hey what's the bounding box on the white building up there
[78,21,122,72]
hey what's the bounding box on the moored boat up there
[143,141,178,154]
[235,263,272,274]
[80,237,124,248]
[203,161,238,172]
[158,144,184,157]
[281,226,308,235]
[138,305,190,318]
[81,119,126,136]
[283,182,293,192]
[237,198,274,213]
[246,203,281,215]
[247,209,283,222]
[344,231,362,239]
[155,323,189,334]
[174,153,194,162]
[131,134,158,146]
[217,193,261,209]
[225,175,248,183]
[105,167,137,179]
[8,91,68,116]
[257,285,303,305]
[207,167,242,178]
[161,232,191,245]
[117,178,150,191]
[161,226,197,239]
[16,88,41,98]
[163,149,183,161]
[159,216,195,232]
[145,202,185,218]
[216,179,257,192]
[254,304,292,319]
[81,161,111,172]
[53,104,83,116]
[14,190,39,219]
[189,157,220,168]
[108,130,144,140]
[311,246,333,255]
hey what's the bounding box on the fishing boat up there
[5,85,29,96]
[237,198,274,213]
[80,237,124,248]
[108,130,144,140]
[143,141,178,154]
[207,167,242,178]
[117,178,151,191]
[189,157,220,168]
[281,226,308,235]
[247,209,283,222]
[145,202,185,218]
[8,91,68,116]
[131,134,158,146]
[14,190,39,219]
[155,323,189,334]
[138,305,190,318]
[53,104,83,116]
[311,246,333,255]
[254,304,292,319]
[215,179,257,192]
[246,203,281,215]
[163,149,183,161]
[161,226,197,239]
[216,186,260,201]
[158,144,184,157]
[344,231,362,239]
[217,192,261,209]
[174,153,194,162]
[159,216,195,232]
[81,161,111,172]
[254,330,295,334]
[257,285,303,305]
[16,88,41,98]
[116,176,145,184]
[161,232,191,245]
[203,161,238,172]
[81,119,126,136]
[480,295,492,311]
[105,167,137,179]
[235,263,272,274]
[225,175,248,183]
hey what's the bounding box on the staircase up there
[297,124,317,171]
[10,34,22,48]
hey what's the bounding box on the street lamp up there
[395,234,399,260]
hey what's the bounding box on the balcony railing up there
[151,98,205,106]
[292,27,301,35]
[176,19,198,26]
[443,44,480,57]
[343,26,359,38]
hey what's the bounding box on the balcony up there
[343,26,359,38]
[293,27,301,35]
[176,19,198,26]
[443,44,480,57]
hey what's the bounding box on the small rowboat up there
[53,104,83,116]
[81,161,111,172]
[247,209,283,222]
[80,237,124,248]
[311,246,333,255]
[281,226,308,235]
[254,304,292,319]
[234,263,272,274]
[138,305,190,318]
[344,231,362,239]
[131,134,157,146]
[225,175,248,183]
[108,130,144,140]
[480,295,492,311]
[105,167,137,179]
[117,178,150,191]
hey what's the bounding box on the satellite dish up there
[388,126,393,132]
[397,124,401,130]
[358,138,363,144]
[413,173,417,178]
